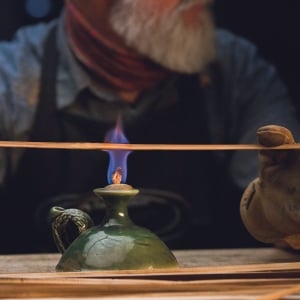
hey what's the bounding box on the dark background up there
[0,0,299,110]
[215,0,300,114]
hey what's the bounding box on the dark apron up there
[1,26,245,254]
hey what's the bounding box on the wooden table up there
[1,247,300,299]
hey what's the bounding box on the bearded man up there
[0,0,300,253]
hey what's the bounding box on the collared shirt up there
[0,13,300,191]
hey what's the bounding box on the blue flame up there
[105,118,131,184]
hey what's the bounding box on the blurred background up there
[0,0,299,112]
[215,0,300,114]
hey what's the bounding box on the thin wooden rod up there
[0,141,300,151]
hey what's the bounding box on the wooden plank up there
[0,249,300,299]
[1,140,300,151]
[1,259,300,280]
[174,248,300,267]
[0,277,300,298]
[0,248,300,275]
[4,268,300,281]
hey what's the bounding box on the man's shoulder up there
[0,19,58,83]
[0,20,59,115]
[216,28,257,57]
[4,20,58,57]
[215,28,257,50]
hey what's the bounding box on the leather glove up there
[240,125,300,249]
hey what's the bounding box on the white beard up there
[110,0,216,73]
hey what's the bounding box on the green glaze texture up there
[52,184,179,271]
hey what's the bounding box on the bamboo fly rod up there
[0,141,300,151]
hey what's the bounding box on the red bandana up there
[64,2,170,94]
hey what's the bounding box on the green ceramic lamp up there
[50,120,179,271]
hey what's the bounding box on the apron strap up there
[18,23,67,198]
[32,24,59,140]
[0,24,64,253]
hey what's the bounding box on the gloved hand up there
[240,125,300,249]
